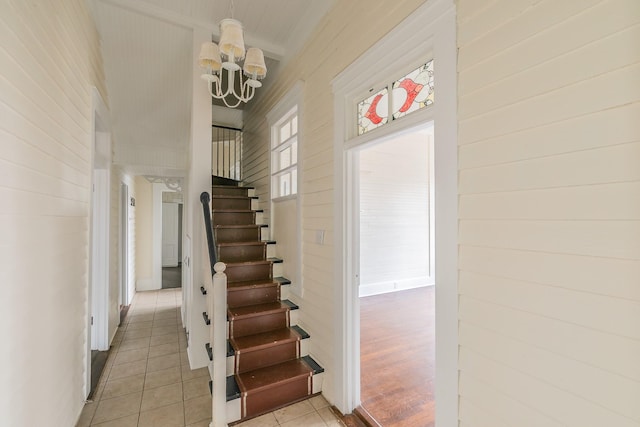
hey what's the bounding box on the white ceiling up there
[90,0,333,177]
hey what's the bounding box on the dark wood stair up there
[208,183,322,421]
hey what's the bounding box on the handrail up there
[200,192,217,275]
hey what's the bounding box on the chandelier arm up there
[242,81,255,102]
[239,70,248,102]
[222,67,236,99]
[221,93,244,108]
[208,75,224,99]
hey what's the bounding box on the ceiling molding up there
[97,0,285,59]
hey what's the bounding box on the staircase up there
[205,182,324,423]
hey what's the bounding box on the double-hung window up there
[271,107,298,199]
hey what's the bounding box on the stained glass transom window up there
[357,87,388,135]
[392,60,434,119]
[357,59,434,136]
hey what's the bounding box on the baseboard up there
[136,277,159,291]
[359,277,433,297]
[329,406,369,427]
[354,405,383,427]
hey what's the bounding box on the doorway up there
[119,183,130,324]
[162,193,183,289]
[87,88,111,399]
[356,126,435,426]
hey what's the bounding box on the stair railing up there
[212,125,242,181]
[200,192,227,427]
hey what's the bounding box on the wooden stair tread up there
[231,327,302,352]
[211,194,252,199]
[212,184,254,189]
[236,359,313,393]
[228,301,293,319]
[214,224,262,229]
[227,279,280,290]
[212,209,262,213]
[225,259,272,267]
[218,241,267,247]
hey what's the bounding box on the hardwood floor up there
[360,286,435,427]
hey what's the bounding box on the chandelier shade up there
[243,48,267,79]
[218,19,245,62]
[199,41,221,72]
[198,13,267,108]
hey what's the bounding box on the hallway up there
[77,289,342,427]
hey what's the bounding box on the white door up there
[162,202,179,267]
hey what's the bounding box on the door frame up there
[120,182,129,310]
[331,1,458,424]
[87,87,111,398]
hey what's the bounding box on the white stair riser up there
[272,263,283,277]
[227,397,241,423]
[267,244,276,258]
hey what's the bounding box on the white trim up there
[267,82,304,297]
[120,183,129,308]
[332,1,458,424]
[87,87,111,398]
[91,167,110,351]
[359,278,434,298]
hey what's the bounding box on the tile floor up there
[77,289,344,427]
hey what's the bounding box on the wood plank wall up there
[241,0,427,403]
[0,1,107,425]
[457,0,640,425]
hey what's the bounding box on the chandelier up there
[198,4,267,108]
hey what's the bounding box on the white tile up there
[273,400,316,424]
[280,411,328,427]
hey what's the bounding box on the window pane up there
[392,59,434,120]
[291,141,297,166]
[291,116,298,136]
[280,146,291,169]
[279,173,290,197]
[292,169,297,194]
[280,122,290,142]
[357,87,388,136]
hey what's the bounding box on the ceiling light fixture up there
[198,1,267,108]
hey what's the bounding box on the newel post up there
[210,261,227,427]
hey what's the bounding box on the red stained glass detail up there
[364,93,385,125]
[396,78,424,113]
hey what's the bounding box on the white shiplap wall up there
[0,0,107,425]
[242,0,426,403]
[457,0,640,425]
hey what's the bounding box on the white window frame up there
[270,108,299,200]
